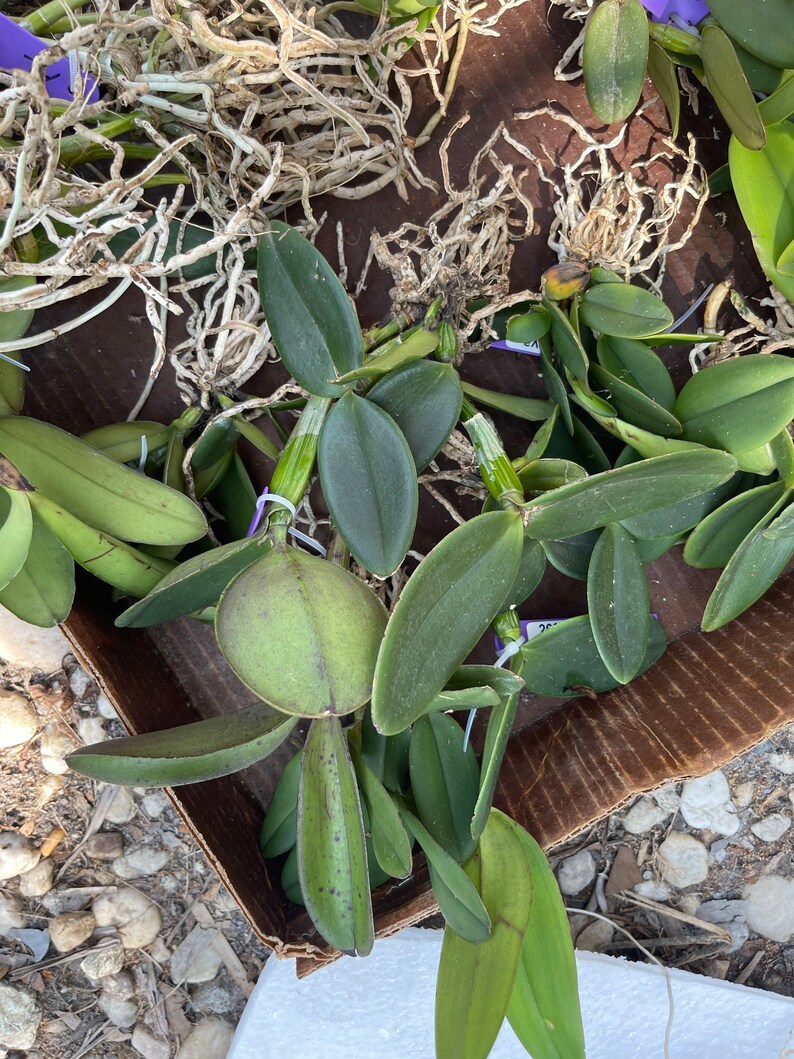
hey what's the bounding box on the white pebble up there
[750,813,791,843]
[170,927,223,986]
[100,970,135,1000]
[623,797,667,835]
[105,786,136,825]
[768,752,794,775]
[98,990,137,1028]
[633,881,670,901]
[96,693,119,720]
[732,781,755,810]
[77,717,106,745]
[0,611,69,672]
[131,1024,171,1059]
[69,668,94,699]
[746,876,794,942]
[679,772,740,836]
[92,887,162,949]
[696,899,749,952]
[112,847,170,880]
[175,1018,235,1059]
[0,833,40,882]
[80,940,125,981]
[141,792,170,819]
[0,691,38,748]
[652,784,680,814]
[658,832,708,888]
[0,894,25,935]
[39,723,79,775]
[575,918,613,952]
[18,859,55,898]
[557,850,596,896]
[49,911,96,953]
[0,983,42,1050]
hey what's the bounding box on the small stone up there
[0,894,25,935]
[68,668,94,699]
[0,611,69,672]
[0,691,38,748]
[105,787,136,825]
[678,894,701,916]
[148,937,171,964]
[98,991,137,1028]
[77,717,105,745]
[141,792,170,819]
[92,888,162,949]
[18,859,55,898]
[42,889,91,915]
[190,981,237,1016]
[623,797,667,835]
[746,876,794,942]
[112,847,170,880]
[750,813,792,843]
[173,937,223,986]
[575,918,614,952]
[100,970,135,1000]
[131,1024,171,1059]
[96,693,119,720]
[80,940,125,981]
[84,832,125,860]
[7,928,50,961]
[633,881,670,901]
[768,752,794,775]
[50,910,96,953]
[556,850,596,896]
[732,781,755,810]
[652,784,680,814]
[679,771,740,836]
[175,1018,235,1059]
[0,983,42,1050]
[658,832,708,888]
[39,723,80,775]
[697,899,749,952]
[0,833,40,881]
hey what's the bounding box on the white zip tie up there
[288,526,327,555]
[463,634,526,752]
[137,434,149,473]
[0,352,29,371]
[666,283,714,333]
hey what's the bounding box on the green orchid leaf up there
[505,818,586,1059]
[642,331,724,345]
[596,334,676,410]
[587,523,650,684]
[729,122,794,301]
[545,299,589,380]
[708,0,794,70]
[762,497,794,539]
[410,713,480,864]
[444,665,525,700]
[426,686,501,712]
[701,26,766,150]
[281,846,304,906]
[648,40,680,138]
[583,0,650,123]
[366,360,463,471]
[298,716,374,955]
[470,686,520,842]
[66,701,297,787]
[568,375,616,419]
[520,614,667,698]
[506,307,551,344]
[0,486,33,592]
[758,71,794,125]
[460,382,552,423]
[634,533,681,564]
[213,452,259,542]
[523,450,738,539]
[516,459,588,494]
[579,283,674,338]
[318,392,418,577]
[399,803,491,943]
[116,534,270,628]
[674,353,794,453]
[372,511,523,735]
[590,363,682,436]
[360,711,411,793]
[523,407,560,461]
[683,481,789,568]
[543,530,602,581]
[733,41,788,93]
[0,508,74,628]
[545,414,611,474]
[81,421,171,465]
[435,810,532,1059]
[499,535,547,610]
[217,548,388,717]
[259,748,302,858]
[336,327,438,384]
[350,745,413,879]
[257,221,363,397]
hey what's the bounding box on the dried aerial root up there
[690,282,794,373]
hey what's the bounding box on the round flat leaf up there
[579,284,674,338]
[587,523,650,684]
[318,392,418,577]
[596,334,676,410]
[366,360,463,472]
[216,547,388,717]
[257,221,363,397]
[0,509,74,627]
[702,26,766,150]
[674,353,794,453]
[0,486,32,592]
[583,0,650,123]
[708,0,794,70]
[260,749,302,858]
[297,716,373,956]
[523,450,738,540]
[66,702,296,786]
[371,511,524,735]
[506,308,551,344]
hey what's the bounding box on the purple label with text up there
[495,618,562,652]
[491,338,541,357]
[639,0,709,25]
[0,14,99,102]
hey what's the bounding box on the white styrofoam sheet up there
[229,927,794,1059]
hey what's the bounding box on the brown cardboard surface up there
[28,0,793,964]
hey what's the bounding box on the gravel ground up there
[1,612,792,1057]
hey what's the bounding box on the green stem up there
[648,21,702,56]
[217,396,281,463]
[267,395,332,528]
[20,0,88,35]
[363,314,409,354]
[461,399,524,508]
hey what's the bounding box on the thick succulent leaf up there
[470,688,520,842]
[297,717,374,955]
[444,665,525,699]
[539,344,574,434]
[701,26,766,150]
[217,548,388,717]
[517,458,588,494]
[596,335,676,410]
[523,450,738,539]
[523,407,559,462]
[259,749,302,858]
[590,363,682,436]
[281,846,305,906]
[521,615,667,698]
[361,711,411,793]
[634,533,681,565]
[543,530,602,581]
[583,0,649,123]
[116,535,270,628]
[683,482,789,568]
[758,71,794,126]
[366,360,463,471]
[410,713,480,864]
[505,819,586,1059]
[579,283,673,338]
[436,811,532,1059]
[506,307,551,344]
[763,497,794,538]
[426,686,501,712]
[337,327,438,384]
[66,702,296,786]
[648,40,680,138]
[498,535,546,610]
[545,299,588,380]
[350,745,413,879]
[81,421,170,464]
[587,524,650,684]
[213,452,259,542]
[0,486,33,591]
[460,382,552,423]
[708,0,794,70]
[0,509,74,627]
[257,221,363,397]
[545,413,611,473]
[371,511,523,735]
[318,392,418,577]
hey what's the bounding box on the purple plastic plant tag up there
[494,618,563,652]
[639,0,709,25]
[490,338,541,357]
[0,13,99,102]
